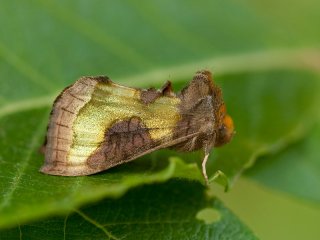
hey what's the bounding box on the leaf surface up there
[246,120,320,203]
[0,0,320,234]
[0,180,257,240]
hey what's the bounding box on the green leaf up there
[1,0,320,234]
[246,120,320,203]
[0,109,202,228]
[208,70,319,187]
[1,70,318,229]
[0,180,257,240]
[212,177,320,240]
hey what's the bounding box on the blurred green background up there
[0,0,320,239]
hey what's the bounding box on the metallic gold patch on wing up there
[144,97,181,140]
[67,82,181,165]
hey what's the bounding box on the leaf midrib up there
[1,48,319,120]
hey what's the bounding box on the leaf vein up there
[0,48,319,120]
[75,210,120,240]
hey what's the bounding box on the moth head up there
[214,104,234,147]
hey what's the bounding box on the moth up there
[40,70,234,184]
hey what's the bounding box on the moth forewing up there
[41,70,234,184]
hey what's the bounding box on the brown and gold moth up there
[40,70,234,183]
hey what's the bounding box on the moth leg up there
[189,136,197,150]
[202,152,210,185]
[202,138,215,185]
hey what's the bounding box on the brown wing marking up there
[87,117,152,169]
[160,81,174,97]
[86,117,201,173]
[140,81,175,104]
